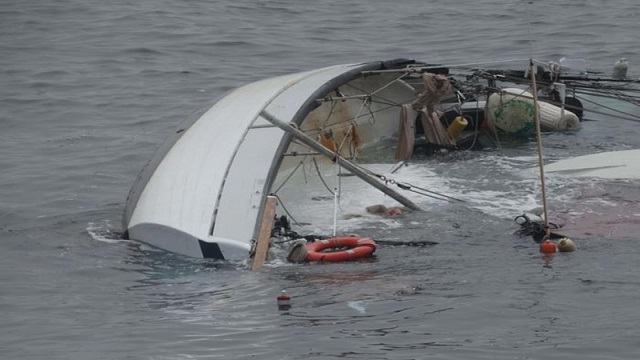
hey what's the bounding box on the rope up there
[459,94,487,151]
[270,193,301,226]
[312,157,335,196]
[366,97,377,126]
[320,100,338,129]
[460,114,479,151]
[336,97,368,154]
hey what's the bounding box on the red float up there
[539,239,557,254]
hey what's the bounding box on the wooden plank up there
[251,196,277,271]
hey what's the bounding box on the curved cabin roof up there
[123,59,418,260]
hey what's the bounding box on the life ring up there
[305,236,377,262]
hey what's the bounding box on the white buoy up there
[485,88,536,136]
[538,101,581,132]
[612,58,628,79]
[557,238,577,252]
[485,88,580,135]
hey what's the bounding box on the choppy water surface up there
[2,0,640,359]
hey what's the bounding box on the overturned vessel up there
[122,59,427,260]
[122,58,584,260]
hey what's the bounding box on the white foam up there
[86,220,129,244]
[275,151,615,235]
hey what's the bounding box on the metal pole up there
[260,110,422,211]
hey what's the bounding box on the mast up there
[529,60,550,239]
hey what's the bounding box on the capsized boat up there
[123,59,426,260]
[122,58,631,260]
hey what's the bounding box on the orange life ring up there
[305,236,377,262]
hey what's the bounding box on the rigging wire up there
[370,73,410,96]
[394,180,466,203]
[344,159,466,204]
[579,88,640,107]
[286,134,467,205]
[600,89,640,106]
[575,95,640,123]
[304,99,398,138]
[272,157,307,194]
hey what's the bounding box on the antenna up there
[526,1,535,59]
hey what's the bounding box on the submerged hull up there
[545,149,640,179]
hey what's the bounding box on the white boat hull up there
[545,149,640,179]
[123,59,419,260]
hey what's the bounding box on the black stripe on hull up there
[199,240,225,260]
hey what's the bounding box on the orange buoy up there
[540,239,557,254]
[305,236,377,262]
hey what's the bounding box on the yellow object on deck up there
[447,116,468,139]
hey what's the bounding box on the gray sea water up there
[2,0,640,359]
